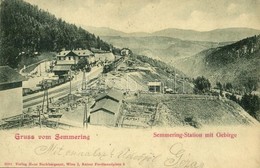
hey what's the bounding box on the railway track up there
[23,67,102,109]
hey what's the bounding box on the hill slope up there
[124,94,258,128]
[0,0,112,68]
[173,35,260,92]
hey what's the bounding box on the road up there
[23,66,102,109]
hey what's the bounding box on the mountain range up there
[84,26,260,42]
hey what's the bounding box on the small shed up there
[148,82,162,93]
[90,99,121,126]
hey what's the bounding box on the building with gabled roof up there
[0,66,25,120]
[54,49,95,76]
[91,99,121,115]
[95,89,123,102]
[95,52,115,63]
[56,49,95,65]
[90,89,123,126]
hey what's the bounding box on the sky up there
[25,0,260,33]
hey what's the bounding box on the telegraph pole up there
[174,70,176,93]
[67,69,74,108]
[39,63,42,76]
[46,88,49,112]
[127,74,129,91]
[82,69,86,91]
[83,97,88,129]
[182,75,185,94]
[82,68,88,129]
[45,61,47,72]
[69,69,72,94]
[41,80,49,128]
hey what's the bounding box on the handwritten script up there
[34,142,204,167]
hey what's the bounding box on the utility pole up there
[126,74,129,91]
[82,68,88,128]
[174,70,176,93]
[172,79,174,93]
[46,88,49,112]
[68,69,73,108]
[39,63,42,76]
[41,80,49,128]
[69,69,72,94]
[45,61,47,72]
[182,75,185,94]
[38,107,42,128]
[83,97,88,129]
[82,69,86,91]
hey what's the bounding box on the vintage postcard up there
[0,0,260,168]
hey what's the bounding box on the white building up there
[148,82,163,93]
[0,66,25,120]
[95,52,115,63]
[56,49,95,65]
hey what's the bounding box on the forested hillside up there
[173,35,260,94]
[0,0,112,68]
[205,35,260,66]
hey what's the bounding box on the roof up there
[53,65,71,71]
[56,60,75,65]
[0,66,25,84]
[57,50,71,56]
[90,98,121,114]
[90,48,109,53]
[72,49,93,56]
[148,82,162,86]
[57,49,93,57]
[95,89,123,102]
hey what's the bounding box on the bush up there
[193,76,211,94]
[240,94,260,118]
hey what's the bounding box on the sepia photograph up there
[0,0,259,167]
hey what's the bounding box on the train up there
[103,55,124,73]
[23,75,71,96]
